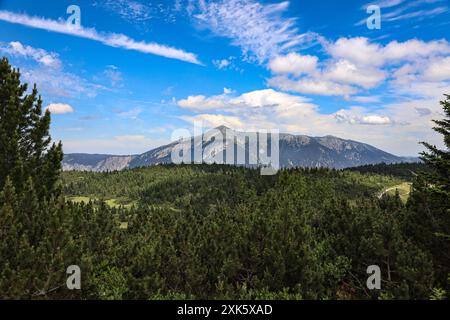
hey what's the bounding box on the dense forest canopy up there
[0,57,449,299]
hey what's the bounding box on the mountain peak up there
[63,128,415,172]
[214,125,230,132]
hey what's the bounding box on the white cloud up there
[191,0,318,64]
[364,0,406,8]
[213,58,231,69]
[422,56,450,81]
[383,39,450,62]
[326,37,385,67]
[267,75,358,96]
[384,6,448,22]
[100,0,153,23]
[115,135,146,142]
[113,107,143,120]
[326,37,450,67]
[0,41,106,98]
[335,110,393,125]
[180,114,244,128]
[324,60,386,89]
[0,41,61,68]
[62,137,170,155]
[176,88,446,156]
[223,87,234,94]
[357,1,448,25]
[22,67,103,98]
[349,96,381,103]
[103,65,123,86]
[269,53,318,76]
[212,56,243,72]
[178,95,227,112]
[0,10,201,64]
[267,37,450,97]
[45,103,74,114]
[178,89,317,115]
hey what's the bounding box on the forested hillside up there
[57,163,442,299]
[1,57,449,300]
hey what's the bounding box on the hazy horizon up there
[1,0,449,157]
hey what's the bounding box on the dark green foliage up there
[58,164,435,299]
[0,56,447,300]
[406,94,450,291]
[346,162,428,181]
[0,57,63,198]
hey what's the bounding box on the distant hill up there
[62,126,418,171]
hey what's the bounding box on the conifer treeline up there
[0,57,448,299]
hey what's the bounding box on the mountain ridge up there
[62,126,418,172]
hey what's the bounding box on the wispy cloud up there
[103,65,123,87]
[115,135,146,142]
[22,67,104,98]
[357,0,448,25]
[384,6,448,22]
[191,0,318,64]
[0,41,61,68]
[94,0,179,26]
[1,41,106,98]
[112,107,143,120]
[0,10,201,65]
[362,0,407,9]
[96,0,153,23]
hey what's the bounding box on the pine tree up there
[0,57,68,298]
[407,94,450,289]
[0,57,63,197]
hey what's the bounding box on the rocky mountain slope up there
[62,126,416,171]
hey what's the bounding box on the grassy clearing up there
[67,196,137,209]
[385,182,412,202]
[68,196,92,203]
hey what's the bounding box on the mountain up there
[62,126,417,172]
[62,153,134,171]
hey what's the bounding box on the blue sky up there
[0,0,449,156]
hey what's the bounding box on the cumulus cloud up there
[180,114,245,128]
[178,95,227,112]
[269,53,318,76]
[348,96,381,103]
[175,88,445,156]
[326,37,450,67]
[324,60,386,89]
[267,76,358,96]
[335,110,393,125]
[0,10,201,64]
[267,37,450,97]
[178,89,317,116]
[45,103,74,114]
[422,56,450,81]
